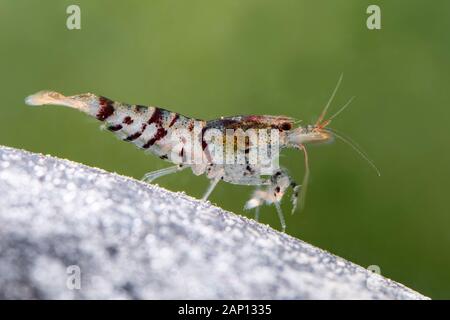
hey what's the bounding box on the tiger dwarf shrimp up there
[25,75,379,232]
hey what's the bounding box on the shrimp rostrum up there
[25,75,379,232]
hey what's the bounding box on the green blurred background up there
[1,0,449,298]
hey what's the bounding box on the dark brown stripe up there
[124,123,147,141]
[107,124,122,132]
[201,127,208,150]
[97,97,115,121]
[122,116,133,125]
[142,127,167,149]
[125,131,142,141]
[168,114,179,127]
[200,127,213,162]
[147,108,163,125]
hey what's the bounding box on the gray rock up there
[0,145,427,299]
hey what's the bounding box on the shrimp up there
[25,75,379,232]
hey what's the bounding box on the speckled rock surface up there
[0,146,427,299]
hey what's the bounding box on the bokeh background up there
[1,0,449,298]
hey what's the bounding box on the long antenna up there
[315,73,344,126]
[326,127,381,176]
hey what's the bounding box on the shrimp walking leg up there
[202,176,222,201]
[298,144,310,212]
[244,168,299,231]
[254,202,261,222]
[142,165,187,183]
[274,202,286,232]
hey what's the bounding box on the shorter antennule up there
[315,73,344,127]
[327,96,355,123]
